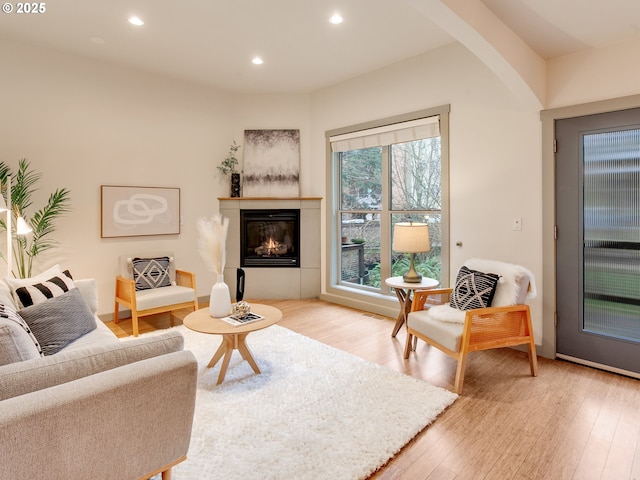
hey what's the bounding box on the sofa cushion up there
[132,256,172,291]
[0,329,185,401]
[13,270,75,309]
[63,318,119,352]
[74,278,99,315]
[0,307,43,365]
[450,265,499,311]
[18,288,97,355]
[0,282,17,310]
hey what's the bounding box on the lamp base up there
[402,254,423,283]
[402,271,423,283]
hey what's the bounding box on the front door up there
[555,108,640,375]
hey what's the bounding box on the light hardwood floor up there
[106,299,640,480]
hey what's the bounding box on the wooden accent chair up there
[404,258,538,394]
[114,253,198,337]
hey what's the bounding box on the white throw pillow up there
[12,270,76,309]
[4,264,63,303]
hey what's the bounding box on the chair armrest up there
[411,288,453,312]
[115,275,136,304]
[176,269,196,289]
[463,304,534,351]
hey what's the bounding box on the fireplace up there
[240,209,300,268]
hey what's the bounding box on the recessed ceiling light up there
[329,13,343,25]
[252,57,264,65]
[128,16,144,26]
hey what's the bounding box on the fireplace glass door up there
[240,209,300,267]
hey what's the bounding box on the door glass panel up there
[583,129,640,342]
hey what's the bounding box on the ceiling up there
[1,0,639,94]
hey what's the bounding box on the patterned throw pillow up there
[13,270,75,309]
[132,257,172,291]
[0,303,44,357]
[449,265,500,311]
[19,288,97,356]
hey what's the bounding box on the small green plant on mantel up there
[217,141,241,177]
[0,159,71,278]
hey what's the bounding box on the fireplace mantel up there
[219,197,322,300]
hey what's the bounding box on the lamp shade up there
[16,216,32,235]
[393,222,430,253]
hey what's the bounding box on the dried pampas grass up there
[197,214,229,275]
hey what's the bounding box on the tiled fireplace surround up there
[219,197,322,300]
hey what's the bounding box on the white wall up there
[6,33,638,349]
[230,94,313,194]
[0,40,235,312]
[311,43,544,341]
[547,36,640,109]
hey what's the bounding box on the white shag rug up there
[152,324,457,480]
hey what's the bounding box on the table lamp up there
[392,222,430,283]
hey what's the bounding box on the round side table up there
[385,276,439,337]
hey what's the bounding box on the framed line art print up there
[100,185,180,238]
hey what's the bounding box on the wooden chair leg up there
[454,352,468,394]
[162,468,172,480]
[528,340,539,377]
[132,311,139,337]
[114,302,119,324]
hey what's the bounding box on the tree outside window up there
[338,136,442,291]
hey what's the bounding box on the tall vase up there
[209,274,231,318]
[230,173,241,197]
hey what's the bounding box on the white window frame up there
[321,106,450,317]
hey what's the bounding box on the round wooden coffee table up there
[183,303,282,385]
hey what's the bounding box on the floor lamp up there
[1,175,33,278]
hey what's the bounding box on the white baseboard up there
[556,353,640,380]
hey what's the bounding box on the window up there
[325,107,450,309]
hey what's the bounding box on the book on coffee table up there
[220,312,265,326]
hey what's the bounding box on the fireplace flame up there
[255,237,288,256]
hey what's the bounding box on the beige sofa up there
[0,275,198,480]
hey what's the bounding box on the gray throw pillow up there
[18,288,97,356]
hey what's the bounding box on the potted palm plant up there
[0,159,71,278]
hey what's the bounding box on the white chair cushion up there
[408,309,463,353]
[135,285,196,311]
[428,304,466,324]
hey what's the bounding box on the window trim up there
[322,105,451,318]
